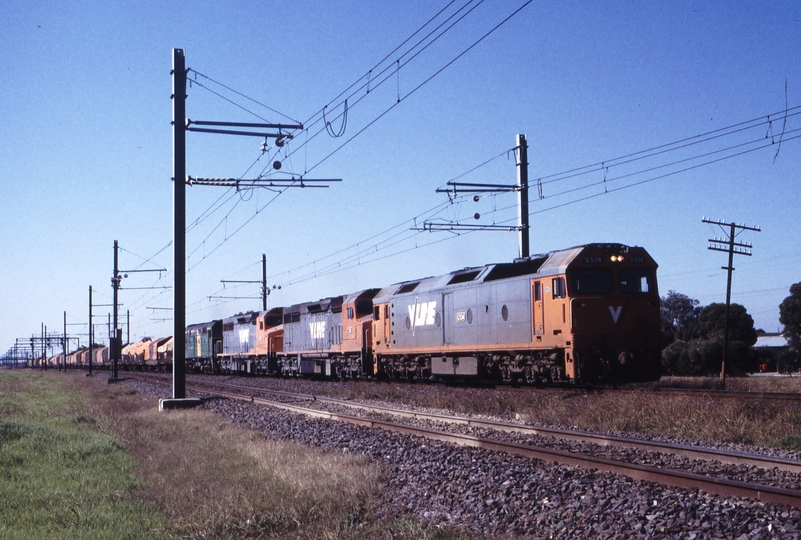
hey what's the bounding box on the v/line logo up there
[309,321,326,339]
[608,303,629,327]
[408,300,437,328]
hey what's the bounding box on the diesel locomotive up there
[54,243,662,384]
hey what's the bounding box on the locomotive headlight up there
[611,255,624,262]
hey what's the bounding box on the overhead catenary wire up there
[289,0,535,175]
[158,0,532,291]
[130,102,801,327]
[267,108,801,289]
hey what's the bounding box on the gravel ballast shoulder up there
[122,376,801,539]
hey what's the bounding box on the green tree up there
[660,290,701,344]
[690,303,758,375]
[696,303,757,345]
[779,283,801,373]
[779,282,801,350]
[684,338,722,375]
[661,339,687,375]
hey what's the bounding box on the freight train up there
[48,243,662,384]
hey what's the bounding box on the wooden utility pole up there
[63,311,67,372]
[262,254,268,311]
[703,217,760,383]
[111,240,121,381]
[88,286,93,375]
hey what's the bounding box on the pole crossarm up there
[119,268,167,274]
[185,120,303,140]
[413,222,522,232]
[187,120,303,130]
[208,296,262,300]
[708,243,753,256]
[187,176,340,188]
[702,217,761,233]
[436,181,520,194]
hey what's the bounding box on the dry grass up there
[334,380,801,450]
[657,374,801,393]
[64,375,468,539]
[71,378,375,538]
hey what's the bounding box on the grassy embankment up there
[0,370,467,539]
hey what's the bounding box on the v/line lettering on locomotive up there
[408,299,438,333]
[309,321,326,340]
[59,244,662,385]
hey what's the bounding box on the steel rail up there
[154,374,801,475]
[131,373,801,509]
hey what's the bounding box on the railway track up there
[130,372,801,509]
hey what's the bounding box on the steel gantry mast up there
[414,134,530,259]
[166,48,338,408]
[212,254,275,311]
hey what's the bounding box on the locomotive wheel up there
[523,365,535,385]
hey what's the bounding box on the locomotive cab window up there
[618,269,655,293]
[569,269,613,295]
[552,277,566,299]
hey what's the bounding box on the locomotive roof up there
[373,243,651,302]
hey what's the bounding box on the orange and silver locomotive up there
[113,242,660,385]
[370,243,661,383]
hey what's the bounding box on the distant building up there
[753,332,789,372]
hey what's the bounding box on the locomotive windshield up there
[569,269,614,295]
[618,269,656,293]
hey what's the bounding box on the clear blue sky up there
[2,1,799,354]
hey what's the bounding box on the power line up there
[296,0,535,175]
[269,107,801,290]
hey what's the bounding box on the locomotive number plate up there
[456,311,466,323]
[584,256,603,264]
[629,256,644,263]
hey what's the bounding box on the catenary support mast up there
[172,48,187,400]
[516,134,530,258]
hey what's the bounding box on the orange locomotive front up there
[550,244,661,382]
